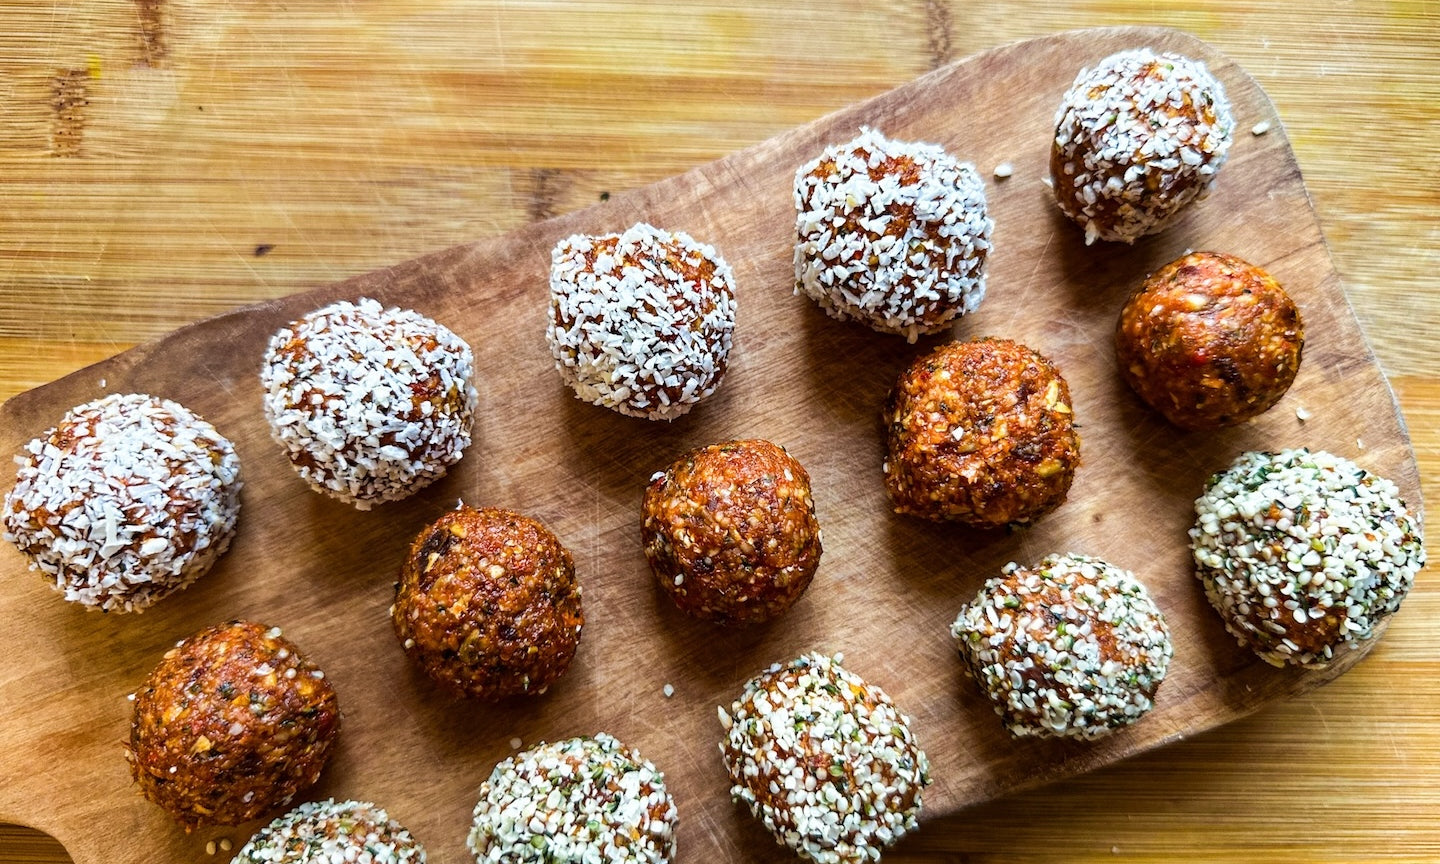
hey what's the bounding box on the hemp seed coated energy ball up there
[126,620,341,830]
[1117,251,1303,429]
[951,553,1173,739]
[643,439,822,626]
[392,505,583,701]
[1050,48,1234,244]
[1191,449,1425,668]
[260,297,477,509]
[547,222,737,421]
[884,338,1080,526]
[794,126,993,342]
[467,733,677,864]
[719,652,930,864]
[2,393,241,613]
[234,799,426,864]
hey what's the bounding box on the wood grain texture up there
[1,3,1436,863]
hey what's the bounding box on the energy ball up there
[1191,449,1426,667]
[793,126,993,342]
[1117,251,1303,429]
[126,620,340,829]
[719,652,930,864]
[642,439,822,626]
[1051,48,1234,244]
[2,393,241,613]
[884,338,1080,526]
[234,799,426,864]
[467,733,677,864]
[951,553,1173,739]
[261,297,477,509]
[547,222,737,421]
[392,505,583,701]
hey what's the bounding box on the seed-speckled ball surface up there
[719,652,930,864]
[643,439,822,626]
[951,554,1173,739]
[260,297,477,509]
[392,505,583,701]
[794,127,993,342]
[2,393,241,613]
[467,733,677,864]
[547,222,736,421]
[126,620,341,829]
[235,799,425,863]
[1117,251,1303,429]
[1050,48,1233,244]
[884,338,1080,526]
[1191,449,1425,667]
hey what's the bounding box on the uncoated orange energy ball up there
[643,439,821,626]
[884,338,1080,526]
[1116,251,1303,429]
[392,506,583,701]
[126,620,341,830]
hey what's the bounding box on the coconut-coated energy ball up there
[642,439,822,626]
[2,393,241,613]
[951,553,1173,739]
[1051,48,1234,244]
[392,505,583,701]
[126,620,341,829]
[1116,251,1303,429]
[260,297,477,509]
[884,338,1080,526]
[1191,449,1425,668]
[547,222,737,421]
[794,126,993,342]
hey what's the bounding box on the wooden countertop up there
[1,3,1434,862]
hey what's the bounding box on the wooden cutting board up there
[0,27,1422,864]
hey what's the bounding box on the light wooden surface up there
[0,26,1419,864]
[0,3,1434,863]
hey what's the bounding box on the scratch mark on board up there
[49,69,88,157]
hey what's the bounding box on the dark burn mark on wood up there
[135,0,167,66]
[925,0,953,70]
[49,69,89,158]
[254,244,275,257]
[527,168,561,222]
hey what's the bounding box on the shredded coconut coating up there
[2,393,241,613]
[547,222,736,421]
[1050,48,1233,244]
[719,652,930,864]
[260,298,477,509]
[1191,449,1425,668]
[951,554,1173,739]
[794,127,993,342]
[235,799,425,863]
[467,733,677,864]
